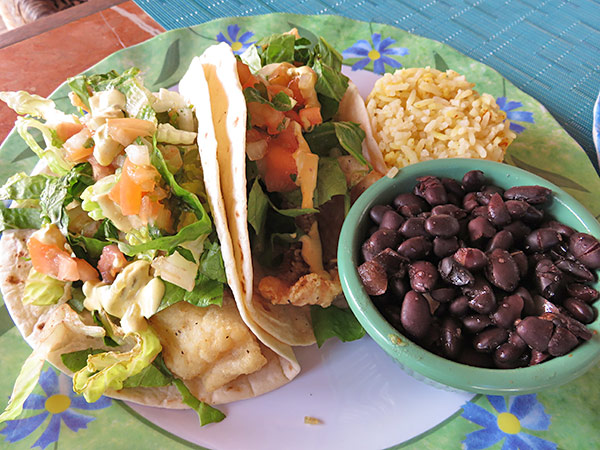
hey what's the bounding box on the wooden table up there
[0,0,165,144]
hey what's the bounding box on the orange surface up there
[0,1,165,144]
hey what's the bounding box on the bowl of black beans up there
[338,158,600,394]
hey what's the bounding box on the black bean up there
[453,247,488,271]
[468,216,496,242]
[515,316,554,352]
[397,236,432,260]
[535,259,564,300]
[370,204,392,225]
[441,177,464,199]
[461,170,485,192]
[492,294,524,329]
[430,287,458,303]
[439,256,475,286]
[400,217,428,238]
[358,260,388,296]
[408,260,438,292]
[433,236,460,258]
[510,251,529,278]
[486,248,520,292]
[503,221,532,243]
[457,346,495,368]
[476,186,504,206]
[487,193,511,227]
[569,232,600,269]
[401,290,432,339]
[546,220,576,238]
[379,210,405,230]
[508,330,528,351]
[462,314,492,334]
[515,287,535,316]
[449,295,470,317]
[473,327,508,353]
[414,176,447,206]
[425,214,460,238]
[362,229,401,261]
[440,317,463,359]
[526,228,562,253]
[463,278,496,314]
[471,205,489,218]
[381,304,403,330]
[547,326,578,357]
[432,204,467,220]
[563,297,595,324]
[504,185,552,204]
[521,204,545,225]
[389,276,408,299]
[529,349,550,365]
[505,200,529,219]
[555,258,595,282]
[462,192,479,211]
[371,248,408,276]
[393,193,429,217]
[566,283,599,303]
[486,230,515,252]
[543,311,593,341]
[494,342,524,364]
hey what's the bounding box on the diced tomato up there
[76,259,100,282]
[246,127,269,143]
[299,106,323,130]
[248,102,287,135]
[261,143,298,192]
[56,122,84,142]
[267,84,294,100]
[97,244,127,283]
[237,60,262,89]
[105,118,156,146]
[287,78,305,105]
[125,160,158,193]
[139,195,162,224]
[267,63,293,86]
[109,158,142,216]
[272,122,298,151]
[284,109,302,124]
[63,126,93,162]
[87,155,116,180]
[27,237,98,282]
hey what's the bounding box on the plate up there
[1,13,600,450]
[594,90,600,168]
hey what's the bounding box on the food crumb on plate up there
[304,416,322,425]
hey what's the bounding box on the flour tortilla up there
[198,44,384,347]
[182,43,304,367]
[0,55,300,410]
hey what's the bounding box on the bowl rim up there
[338,158,600,394]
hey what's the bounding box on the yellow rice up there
[366,67,516,169]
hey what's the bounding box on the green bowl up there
[338,158,600,394]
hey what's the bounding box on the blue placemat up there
[133,0,600,173]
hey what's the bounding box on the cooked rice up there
[366,67,516,169]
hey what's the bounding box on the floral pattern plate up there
[1,13,599,450]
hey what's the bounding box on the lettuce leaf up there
[0,173,52,201]
[256,33,296,65]
[303,121,367,166]
[0,203,43,232]
[0,91,74,124]
[157,274,223,312]
[15,117,73,175]
[243,86,295,112]
[314,157,348,207]
[310,304,366,347]
[22,269,66,306]
[174,379,226,426]
[72,326,162,402]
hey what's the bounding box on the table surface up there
[0,1,600,449]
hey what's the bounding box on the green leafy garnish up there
[310,305,366,347]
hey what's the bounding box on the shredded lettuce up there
[0,91,75,125]
[152,250,199,292]
[156,123,197,145]
[0,173,51,201]
[22,269,67,306]
[15,117,73,175]
[0,202,43,232]
[152,88,187,113]
[72,326,162,402]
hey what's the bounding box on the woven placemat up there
[133,0,600,173]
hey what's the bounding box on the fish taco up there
[196,32,383,349]
[0,59,299,425]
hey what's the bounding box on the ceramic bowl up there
[338,158,600,394]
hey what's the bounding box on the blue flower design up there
[461,394,557,450]
[0,368,112,449]
[497,97,535,133]
[216,24,256,55]
[342,33,409,74]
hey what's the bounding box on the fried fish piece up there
[149,295,267,392]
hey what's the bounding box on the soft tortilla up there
[0,230,297,406]
[184,43,304,369]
